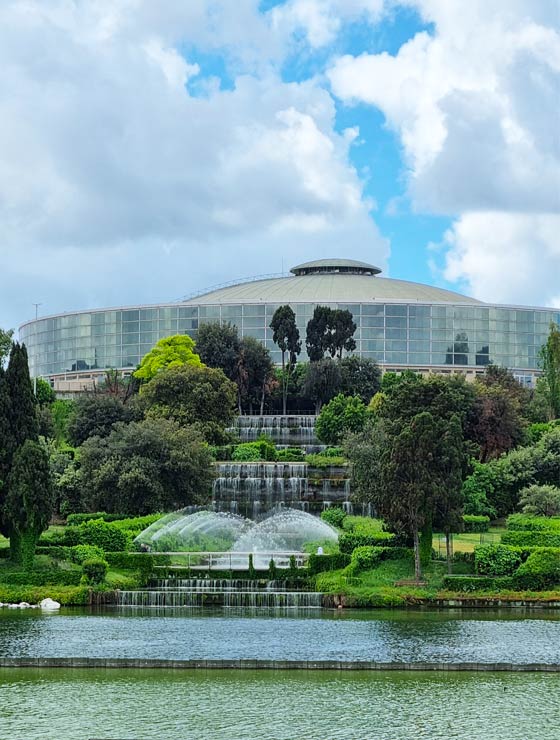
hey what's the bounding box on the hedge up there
[308,553,351,574]
[441,575,514,592]
[474,544,523,576]
[349,546,413,573]
[0,584,90,606]
[0,570,82,586]
[104,552,156,573]
[513,550,560,591]
[338,532,402,553]
[82,558,108,585]
[501,531,560,548]
[462,515,490,533]
[66,512,127,525]
[506,514,560,532]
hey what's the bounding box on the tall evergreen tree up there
[5,342,38,448]
[270,305,301,415]
[540,322,560,419]
[305,306,331,361]
[0,367,12,526]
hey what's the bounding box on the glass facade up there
[20,301,560,383]
[20,303,560,377]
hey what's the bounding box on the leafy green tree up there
[270,305,301,415]
[134,334,203,381]
[67,394,136,446]
[519,484,560,516]
[35,378,56,405]
[79,418,214,514]
[4,440,53,569]
[316,393,368,445]
[51,399,76,446]
[539,322,560,419]
[305,306,331,362]
[462,460,498,518]
[329,309,356,358]
[142,364,237,443]
[237,336,275,414]
[196,322,240,381]
[0,327,14,368]
[302,358,342,413]
[339,356,381,403]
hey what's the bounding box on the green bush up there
[82,557,108,584]
[0,584,90,606]
[462,515,490,533]
[70,544,105,564]
[441,575,514,592]
[320,507,347,529]
[501,530,560,547]
[506,514,560,532]
[339,531,400,554]
[77,520,130,551]
[276,447,306,462]
[513,550,560,591]
[104,552,155,574]
[0,570,82,586]
[475,544,523,576]
[308,553,351,574]
[305,454,347,468]
[66,512,127,525]
[350,546,385,572]
[232,437,277,462]
[324,447,344,457]
[0,548,10,559]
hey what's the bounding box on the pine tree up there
[0,367,13,535]
[6,343,38,447]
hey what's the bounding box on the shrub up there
[462,515,490,533]
[82,558,108,584]
[232,437,277,462]
[519,484,560,517]
[67,512,124,525]
[506,514,560,532]
[305,454,347,468]
[513,550,560,591]
[350,546,384,572]
[77,520,130,551]
[70,544,105,564]
[320,507,347,529]
[0,570,82,586]
[501,530,560,547]
[104,552,155,574]
[324,447,344,457]
[268,558,278,580]
[308,553,351,574]
[276,447,305,462]
[339,531,400,554]
[0,585,90,606]
[475,544,523,576]
[441,575,514,592]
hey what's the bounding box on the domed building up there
[19,258,559,393]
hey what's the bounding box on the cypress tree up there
[0,366,13,535]
[6,342,38,447]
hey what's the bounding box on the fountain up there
[134,511,252,553]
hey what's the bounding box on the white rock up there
[18,602,31,608]
[39,597,61,611]
[8,603,18,608]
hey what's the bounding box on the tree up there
[4,440,53,569]
[237,336,275,415]
[470,383,526,462]
[302,358,342,413]
[519,484,560,517]
[142,364,237,443]
[0,327,13,368]
[305,306,331,362]
[94,369,139,403]
[339,356,381,403]
[79,418,214,514]
[5,343,38,449]
[270,305,301,415]
[67,394,136,446]
[134,334,203,381]
[0,367,11,497]
[539,322,560,419]
[329,309,356,358]
[196,322,240,382]
[315,393,368,445]
[35,378,56,406]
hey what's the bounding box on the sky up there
[0,0,559,330]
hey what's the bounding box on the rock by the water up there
[39,598,61,611]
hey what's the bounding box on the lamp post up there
[32,303,42,396]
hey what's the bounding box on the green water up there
[1,668,559,740]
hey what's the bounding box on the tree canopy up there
[134,334,203,381]
[315,393,368,445]
[196,322,240,382]
[269,305,301,415]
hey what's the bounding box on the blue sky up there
[0,1,558,328]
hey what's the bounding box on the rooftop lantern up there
[290,259,382,277]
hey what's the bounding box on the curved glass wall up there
[20,302,560,380]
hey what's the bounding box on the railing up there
[152,551,310,571]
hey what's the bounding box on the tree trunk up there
[413,528,422,582]
[445,531,453,574]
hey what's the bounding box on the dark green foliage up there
[268,558,278,580]
[506,514,560,531]
[338,356,381,403]
[462,515,490,532]
[320,507,346,529]
[302,358,342,413]
[5,343,38,448]
[305,306,356,360]
[232,438,277,461]
[104,552,154,574]
[539,322,560,419]
[82,557,108,584]
[67,512,127,525]
[316,393,368,445]
[441,575,514,592]
[142,364,237,444]
[4,440,53,569]
[269,305,301,414]
[305,306,332,362]
[338,531,399,553]
[470,383,526,462]
[329,309,357,359]
[462,461,499,518]
[513,549,560,590]
[0,570,82,586]
[67,394,134,446]
[248,553,256,580]
[308,552,351,574]
[51,400,75,446]
[475,544,523,575]
[79,418,214,514]
[501,530,560,547]
[237,336,275,414]
[195,322,240,381]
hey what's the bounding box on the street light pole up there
[32,303,42,396]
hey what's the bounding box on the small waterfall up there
[227,416,319,445]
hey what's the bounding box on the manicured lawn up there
[433,528,504,554]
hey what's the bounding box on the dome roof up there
[184,263,483,306]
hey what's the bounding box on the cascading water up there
[227,415,319,445]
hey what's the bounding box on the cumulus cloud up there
[327,0,560,305]
[0,1,388,328]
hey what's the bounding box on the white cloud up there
[328,0,560,305]
[0,1,388,329]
